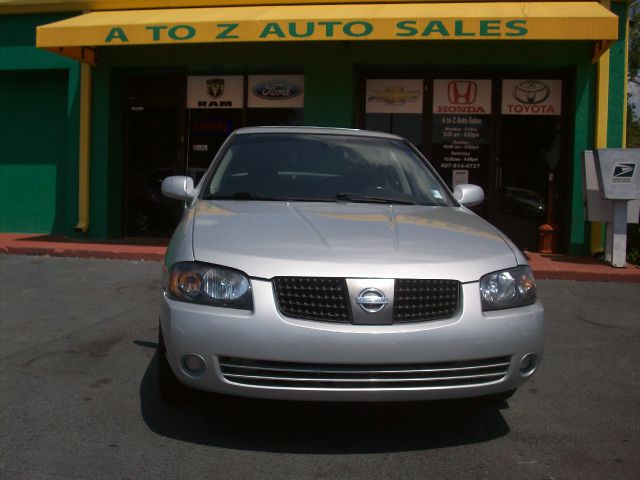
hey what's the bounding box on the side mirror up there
[161,176,196,201]
[453,184,484,207]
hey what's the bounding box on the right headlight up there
[479,266,536,311]
[166,262,253,310]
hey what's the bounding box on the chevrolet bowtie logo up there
[368,86,420,105]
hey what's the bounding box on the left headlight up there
[479,266,536,311]
[166,262,253,310]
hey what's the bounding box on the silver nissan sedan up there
[159,126,544,402]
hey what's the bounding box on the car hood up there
[191,201,518,282]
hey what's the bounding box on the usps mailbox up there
[585,149,640,267]
[594,149,640,200]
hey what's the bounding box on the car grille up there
[393,279,460,322]
[218,356,511,390]
[272,277,460,323]
[273,277,351,322]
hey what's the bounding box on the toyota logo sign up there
[513,80,550,104]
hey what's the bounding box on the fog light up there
[519,353,537,376]
[181,354,206,376]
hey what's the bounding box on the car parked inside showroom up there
[159,126,544,402]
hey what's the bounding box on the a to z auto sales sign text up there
[100,18,530,44]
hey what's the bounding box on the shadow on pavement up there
[139,351,511,453]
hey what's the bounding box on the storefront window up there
[183,75,246,190]
[359,75,568,252]
[430,79,493,218]
[495,79,564,251]
[364,79,424,147]
[185,74,304,178]
[123,74,306,237]
[187,109,242,178]
[246,75,304,127]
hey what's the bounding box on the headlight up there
[480,266,536,311]
[167,262,253,310]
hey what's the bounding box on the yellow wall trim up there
[590,0,612,255]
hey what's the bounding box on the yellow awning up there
[36,2,619,59]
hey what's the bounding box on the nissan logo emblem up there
[356,288,389,313]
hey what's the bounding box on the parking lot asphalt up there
[1,254,639,480]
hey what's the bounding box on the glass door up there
[357,74,571,252]
[429,78,495,219]
[493,79,566,252]
[124,101,185,237]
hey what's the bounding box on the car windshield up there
[203,132,453,206]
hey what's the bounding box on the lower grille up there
[218,356,511,390]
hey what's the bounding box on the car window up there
[204,133,452,206]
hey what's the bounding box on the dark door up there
[491,79,567,252]
[124,102,185,237]
[493,116,561,251]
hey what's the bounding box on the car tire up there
[158,325,193,402]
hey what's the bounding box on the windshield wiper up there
[205,192,338,203]
[205,191,415,204]
[334,192,416,205]
[204,191,284,201]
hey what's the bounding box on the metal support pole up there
[75,62,92,234]
[611,201,628,267]
[604,223,613,263]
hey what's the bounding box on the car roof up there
[233,126,404,141]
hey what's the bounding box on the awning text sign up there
[99,19,531,44]
[36,3,619,49]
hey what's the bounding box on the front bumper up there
[159,280,544,401]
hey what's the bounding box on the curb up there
[0,244,165,262]
[1,235,639,282]
[532,268,640,283]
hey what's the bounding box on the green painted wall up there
[569,59,597,255]
[0,69,67,233]
[0,13,80,236]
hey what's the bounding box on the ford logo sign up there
[252,80,303,100]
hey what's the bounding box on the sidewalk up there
[1,233,639,282]
[0,233,166,262]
